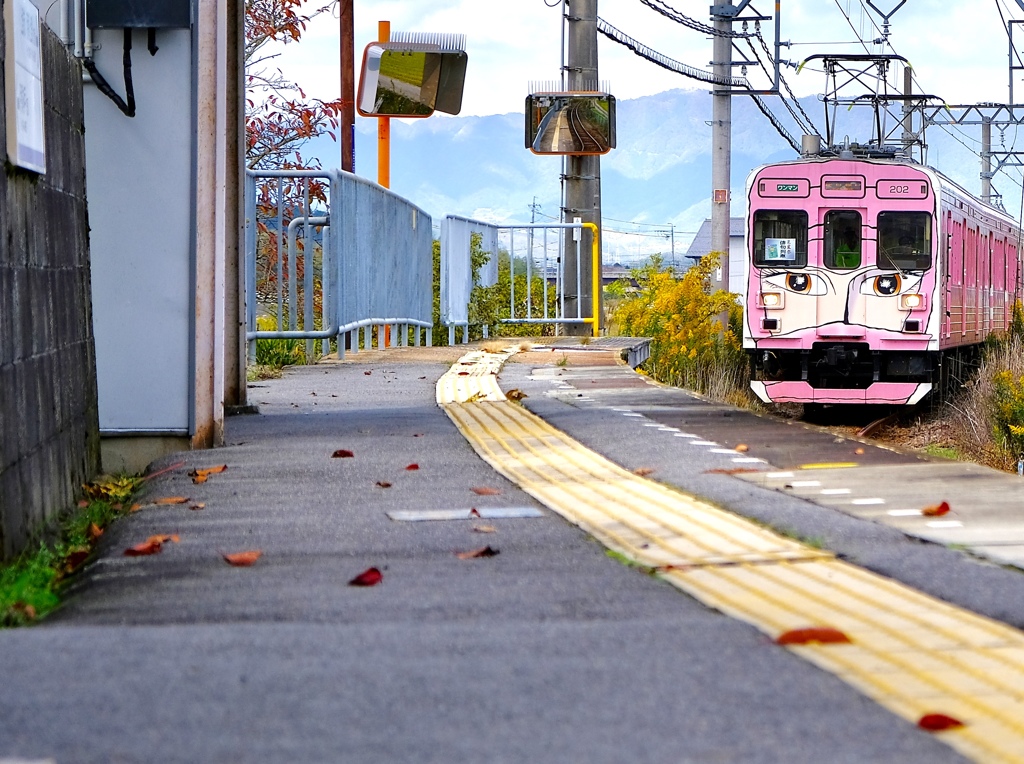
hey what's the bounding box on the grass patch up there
[604,549,655,574]
[923,444,961,461]
[247,363,284,381]
[0,474,142,627]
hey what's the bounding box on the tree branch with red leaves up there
[245,0,343,169]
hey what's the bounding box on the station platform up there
[3,339,1024,763]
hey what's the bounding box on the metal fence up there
[440,216,600,343]
[244,169,434,362]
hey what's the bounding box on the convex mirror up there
[358,43,468,118]
[525,93,616,155]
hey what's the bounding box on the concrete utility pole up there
[563,0,603,335]
[340,0,355,172]
[710,1,733,296]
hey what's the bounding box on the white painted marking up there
[820,488,852,495]
[622,413,645,418]
[766,471,794,479]
[673,433,700,438]
[787,480,822,488]
[851,498,886,505]
[658,427,680,432]
[732,457,765,464]
[710,448,740,454]
[926,520,964,528]
[643,423,664,428]
[690,440,720,446]
[888,509,923,516]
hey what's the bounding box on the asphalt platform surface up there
[6,340,1018,763]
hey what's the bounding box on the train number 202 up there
[888,184,910,194]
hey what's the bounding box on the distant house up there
[684,217,745,299]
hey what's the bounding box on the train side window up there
[824,210,862,269]
[878,211,932,270]
[753,210,808,267]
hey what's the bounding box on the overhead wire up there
[595,14,802,152]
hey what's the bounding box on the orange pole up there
[377,20,390,189]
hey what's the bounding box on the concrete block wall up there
[0,24,99,560]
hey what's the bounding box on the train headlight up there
[760,291,783,308]
[900,293,924,310]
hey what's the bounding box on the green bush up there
[992,369,1024,457]
[611,253,748,403]
[254,314,307,367]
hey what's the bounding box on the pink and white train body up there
[743,156,1023,406]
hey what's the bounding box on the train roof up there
[747,154,1022,230]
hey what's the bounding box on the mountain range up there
[300,88,1011,264]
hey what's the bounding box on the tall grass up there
[947,303,1024,470]
[611,253,751,405]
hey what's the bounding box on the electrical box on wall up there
[86,0,191,29]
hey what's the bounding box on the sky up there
[265,0,1024,118]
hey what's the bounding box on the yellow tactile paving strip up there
[437,350,1024,763]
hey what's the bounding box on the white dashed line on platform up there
[820,488,852,495]
[851,498,886,505]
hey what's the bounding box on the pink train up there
[743,156,1024,407]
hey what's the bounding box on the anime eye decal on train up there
[763,271,829,296]
[857,271,922,298]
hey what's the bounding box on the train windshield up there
[824,210,862,270]
[877,212,932,270]
[753,210,808,267]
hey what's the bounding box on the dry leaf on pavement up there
[222,550,262,567]
[348,567,383,586]
[921,501,951,516]
[332,449,355,459]
[776,626,851,645]
[455,546,500,560]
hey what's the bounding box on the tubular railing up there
[244,169,434,362]
[440,217,600,343]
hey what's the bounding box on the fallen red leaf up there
[332,449,355,458]
[776,627,851,645]
[87,523,104,541]
[189,465,228,483]
[364,370,372,375]
[471,487,501,496]
[65,549,90,570]
[921,501,951,517]
[222,550,262,566]
[349,567,383,586]
[917,713,964,732]
[469,508,481,517]
[124,540,163,556]
[189,502,205,511]
[632,467,655,476]
[457,371,470,376]
[455,546,500,559]
[405,463,419,471]
[375,481,392,488]
[129,503,143,513]
[154,497,189,505]
[735,443,750,453]
[854,447,865,455]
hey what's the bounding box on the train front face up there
[743,159,939,406]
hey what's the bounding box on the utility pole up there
[339,0,354,172]
[563,0,602,336]
[710,1,733,298]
